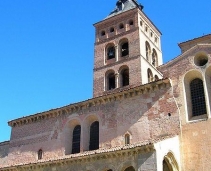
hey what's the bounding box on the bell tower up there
[93,0,163,97]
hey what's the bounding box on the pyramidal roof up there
[106,0,143,19]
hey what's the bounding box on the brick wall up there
[159,44,211,171]
[1,81,179,167]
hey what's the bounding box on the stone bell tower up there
[93,0,163,97]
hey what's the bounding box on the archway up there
[163,152,179,171]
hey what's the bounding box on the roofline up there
[158,43,211,69]
[8,78,170,127]
[93,5,162,36]
[178,33,211,48]
[0,135,178,170]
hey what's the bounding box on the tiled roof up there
[7,78,170,127]
[105,0,142,19]
[0,135,177,170]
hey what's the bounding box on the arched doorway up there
[163,152,179,171]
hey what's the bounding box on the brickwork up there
[93,9,142,97]
[0,141,9,158]
[0,81,179,168]
[159,43,211,170]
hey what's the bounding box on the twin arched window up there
[106,67,129,91]
[106,39,129,61]
[145,41,158,67]
[71,121,99,154]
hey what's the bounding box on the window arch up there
[147,68,153,83]
[101,30,105,36]
[190,78,207,116]
[106,44,116,60]
[120,67,129,87]
[121,42,129,57]
[106,70,116,90]
[89,121,99,150]
[110,27,115,33]
[38,149,43,160]
[128,20,134,26]
[72,125,81,154]
[163,152,179,171]
[155,75,159,81]
[152,49,158,66]
[125,134,130,145]
[119,23,124,29]
[124,166,135,171]
[145,41,151,61]
[184,70,208,121]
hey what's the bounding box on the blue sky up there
[0,0,210,142]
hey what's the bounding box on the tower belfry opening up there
[93,0,163,97]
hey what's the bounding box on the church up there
[1,0,211,170]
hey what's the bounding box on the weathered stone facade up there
[0,0,211,171]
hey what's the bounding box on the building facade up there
[1,0,211,171]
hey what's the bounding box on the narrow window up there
[121,42,129,57]
[190,78,207,116]
[121,69,129,86]
[72,125,81,154]
[152,49,158,66]
[110,27,114,33]
[129,20,134,26]
[125,134,130,145]
[89,121,99,150]
[101,30,105,36]
[108,73,116,90]
[107,46,115,60]
[38,149,43,160]
[155,75,159,81]
[119,23,124,29]
[145,41,151,61]
[147,69,153,82]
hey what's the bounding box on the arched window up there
[89,121,99,150]
[190,78,207,116]
[147,68,153,83]
[38,149,43,160]
[152,49,158,66]
[125,134,130,145]
[107,72,116,90]
[107,45,115,60]
[124,166,135,171]
[72,125,81,154]
[129,20,134,26]
[155,75,159,81]
[145,41,151,61]
[119,23,124,29]
[121,42,129,57]
[121,68,129,87]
